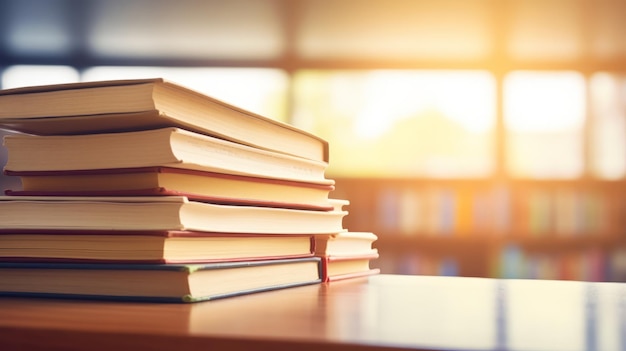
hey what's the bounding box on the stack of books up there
[0,78,378,302]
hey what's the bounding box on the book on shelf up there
[0,257,322,303]
[0,196,349,234]
[4,167,336,211]
[2,127,332,186]
[0,230,315,263]
[0,78,328,162]
[314,232,380,282]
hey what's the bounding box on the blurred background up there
[0,0,625,281]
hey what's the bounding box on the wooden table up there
[1,274,625,351]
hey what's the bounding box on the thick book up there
[0,258,322,303]
[5,167,336,211]
[0,78,328,162]
[0,230,315,263]
[2,127,332,185]
[0,196,348,234]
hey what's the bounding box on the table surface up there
[1,274,625,351]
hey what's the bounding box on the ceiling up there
[0,0,625,71]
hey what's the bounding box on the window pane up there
[1,65,79,89]
[504,71,585,179]
[5,0,73,57]
[82,66,289,122]
[293,70,496,177]
[589,73,626,179]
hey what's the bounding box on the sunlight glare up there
[504,71,585,132]
[2,65,79,89]
[353,70,495,139]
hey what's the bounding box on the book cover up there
[0,257,323,303]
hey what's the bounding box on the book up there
[0,78,328,162]
[2,127,332,185]
[0,257,322,302]
[314,232,380,282]
[320,254,380,282]
[5,167,336,211]
[314,231,379,257]
[0,231,315,263]
[0,196,348,234]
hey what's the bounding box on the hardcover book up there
[0,258,322,302]
[320,253,380,282]
[0,230,315,263]
[5,167,336,211]
[2,127,332,185]
[0,78,328,162]
[0,196,349,234]
[314,232,379,257]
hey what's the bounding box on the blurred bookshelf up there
[332,177,626,281]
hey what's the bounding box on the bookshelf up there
[332,177,626,282]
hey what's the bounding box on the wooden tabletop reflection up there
[1,274,625,351]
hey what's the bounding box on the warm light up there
[293,70,496,177]
[1,65,80,89]
[353,70,495,139]
[504,71,586,178]
[590,73,626,179]
[504,71,585,132]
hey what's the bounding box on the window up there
[504,71,586,179]
[589,73,626,179]
[293,70,496,178]
[1,65,79,89]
